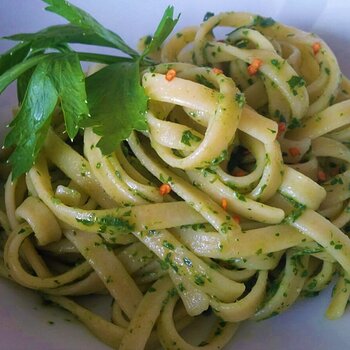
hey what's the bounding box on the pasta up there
[1,9,350,350]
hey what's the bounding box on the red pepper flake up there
[159,183,171,196]
[221,198,228,210]
[233,215,240,224]
[232,169,247,177]
[247,58,263,76]
[165,69,176,81]
[288,147,301,157]
[213,67,223,75]
[278,122,286,135]
[317,170,326,182]
[312,42,321,55]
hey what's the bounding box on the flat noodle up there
[1,11,350,350]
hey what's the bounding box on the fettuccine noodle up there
[1,11,350,349]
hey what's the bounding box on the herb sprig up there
[1,0,179,178]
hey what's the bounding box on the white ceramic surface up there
[0,1,350,349]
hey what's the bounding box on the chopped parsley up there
[162,240,175,250]
[203,12,215,22]
[253,15,276,27]
[196,74,215,89]
[271,59,282,69]
[181,130,202,147]
[287,75,306,96]
[235,92,246,108]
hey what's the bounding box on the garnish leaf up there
[0,54,47,94]
[4,59,58,179]
[1,1,182,178]
[48,53,89,139]
[17,50,45,103]
[83,61,148,154]
[5,52,89,178]
[0,42,31,76]
[77,52,133,65]
[142,6,180,58]
[43,0,139,57]
[17,65,35,104]
[5,24,115,51]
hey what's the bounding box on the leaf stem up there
[77,52,133,64]
[0,54,47,94]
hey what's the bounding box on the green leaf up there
[16,50,45,104]
[4,59,58,179]
[77,52,133,64]
[0,42,31,76]
[0,54,47,94]
[4,53,89,178]
[142,6,180,58]
[43,0,138,57]
[83,61,148,154]
[17,65,35,104]
[1,3,182,178]
[5,24,115,51]
[48,53,89,139]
